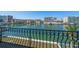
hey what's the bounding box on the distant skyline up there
[0,11,79,20]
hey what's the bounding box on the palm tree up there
[64,24,79,48]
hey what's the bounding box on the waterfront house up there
[25,19,34,25]
[34,19,43,25]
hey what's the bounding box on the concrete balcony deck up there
[0,42,30,48]
[1,37,59,48]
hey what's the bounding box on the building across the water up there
[63,16,79,24]
[34,19,43,25]
[1,15,79,25]
[13,19,26,24]
[14,19,35,25]
[44,17,63,24]
[14,19,43,25]
[0,15,13,25]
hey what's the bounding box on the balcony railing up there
[0,27,79,48]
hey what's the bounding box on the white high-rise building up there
[63,16,79,24]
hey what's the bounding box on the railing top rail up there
[0,26,79,32]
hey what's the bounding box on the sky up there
[0,11,79,20]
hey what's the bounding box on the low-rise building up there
[44,17,63,24]
[14,19,35,25]
[44,17,57,24]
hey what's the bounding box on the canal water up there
[3,24,65,30]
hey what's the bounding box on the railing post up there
[70,32,74,48]
[77,31,79,48]
[53,31,55,48]
[0,27,2,42]
[28,29,31,47]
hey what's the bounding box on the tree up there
[64,24,79,48]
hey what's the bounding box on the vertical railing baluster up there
[61,32,64,48]
[38,29,40,48]
[71,32,74,48]
[32,29,34,48]
[26,29,28,46]
[9,27,11,43]
[16,28,21,43]
[73,32,75,48]
[57,31,60,48]
[46,30,48,48]
[53,31,55,48]
[64,32,67,48]
[41,30,43,48]
[73,31,75,48]
[0,27,2,42]
[40,30,42,48]
[43,30,45,48]
[35,29,37,48]
[68,31,71,48]
[34,29,36,48]
[49,30,52,48]
[77,31,79,48]
[37,29,39,48]
[66,32,68,48]
[29,29,31,47]
[73,32,77,48]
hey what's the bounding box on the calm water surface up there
[5,24,65,30]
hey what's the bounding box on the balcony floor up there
[0,42,31,48]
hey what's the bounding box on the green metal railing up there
[0,27,79,48]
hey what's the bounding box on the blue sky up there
[0,11,79,20]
